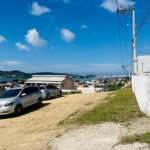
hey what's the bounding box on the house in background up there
[25,75,77,90]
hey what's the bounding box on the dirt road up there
[0,92,108,150]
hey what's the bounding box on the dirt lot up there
[0,92,108,150]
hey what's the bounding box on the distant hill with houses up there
[0,70,69,78]
[0,70,97,80]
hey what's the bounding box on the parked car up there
[0,86,42,116]
[38,84,62,99]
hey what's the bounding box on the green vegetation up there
[0,70,31,78]
[55,133,62,138]
[120,132,150,145]
[68,109,80,117]
[75,88,144,124]
[108,83,125,91]
[57,120,65,126]
[62,90,82,95]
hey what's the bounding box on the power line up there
[110,67,123,75]
[116,0,124,66]
[136,0,150,37]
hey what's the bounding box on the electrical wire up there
[116,0,124,66]
[136,0,150,37]
[110,67,123,76]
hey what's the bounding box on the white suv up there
[0,86,42,116]
[38,84,62,100]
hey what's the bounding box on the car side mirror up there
[21,93,26,97]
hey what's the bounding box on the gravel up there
[50,118,150,150]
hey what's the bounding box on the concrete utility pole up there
[117,8,137,75]
[123,65,131,85]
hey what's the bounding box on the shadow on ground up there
[0,103,50,119]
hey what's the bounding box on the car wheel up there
[37,97,42,107]
[59,91,62,97]
[46,93,50,100]
[14,104,23,116]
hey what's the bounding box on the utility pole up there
[117,8,137,75]
[123,65,131,85]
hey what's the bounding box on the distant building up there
[25,75,77,90]
[95,84,108,92]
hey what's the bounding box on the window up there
[0,89,22,98]
[30,87,39,93]
[21,88,30,95]
[51,86,58,89]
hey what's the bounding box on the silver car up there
[38,84,62,100]
[0,86,42,116]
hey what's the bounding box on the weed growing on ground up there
[120,132,150,146]
[57,120,65,126]
[55,133,62,138]
[68,109,80,117]
[75,88,145,124]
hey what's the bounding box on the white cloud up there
[63,0,70,3]
[61,29,76,42]
[144,46,150,51]
[81,25,87,29]
[48,0,70,3]
[88,63,117,67]
[25,28,47,47]
[0,35,7,43]
[50,64,79,68]
[50,46,54,50]
[15,42,30,51]
[2,61,24,65]
[31,2,51,16]
[100,0,135,12]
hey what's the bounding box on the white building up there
[137,55,150,73]
[25,75,77,90]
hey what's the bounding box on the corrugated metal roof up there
[25,81,61,84]
[26,75,67,82]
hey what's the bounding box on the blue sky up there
[0,0,150,75]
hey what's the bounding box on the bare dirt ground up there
[0,92,109,150]
[50,118,150,150]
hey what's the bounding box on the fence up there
[132,73,150,116]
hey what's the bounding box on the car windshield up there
[0,89,22,98]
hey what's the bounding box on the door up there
[29,87,40,105]
[19,87,32,108]
[46,85,55,96]
[51,85,59,96]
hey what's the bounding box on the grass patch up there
[68,109,80,117]
[126,85,132,88]
[84,102,94,106]
[120,132,150,145]
[75,88,145,124]
[55,133,62,138]
[62,90,82,96]
[57,120,65,126]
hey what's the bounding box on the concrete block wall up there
[132,73,150,116]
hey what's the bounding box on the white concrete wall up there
[132,73,150,116]
[137,56,150,73]
[77,86,95,93]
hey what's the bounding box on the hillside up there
[0,70,69,78]
[0,70,97,79]
[0,70,31,78]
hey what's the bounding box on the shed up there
[25,75,76,90]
